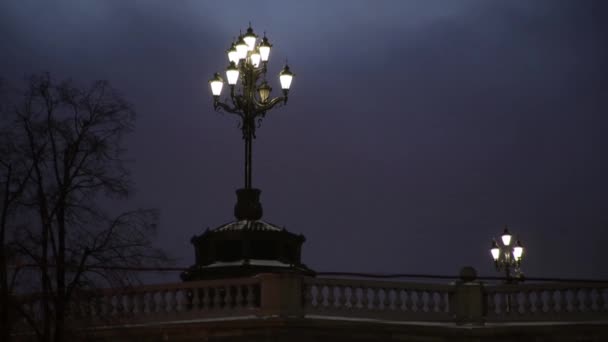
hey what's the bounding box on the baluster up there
[191,288,201,310]
[597,288,606,312]
[353,287,362,309]
[149,292,158,314]
[174,289,182,313]
[429,291,437,313]
[344,286,354,310]
[213,287,223,309]
[534,291,543,314]
[327,284,336,308]
[117,293,125,316]
[546,290,556,314]
[168,290,177,313]
[124,293,134,316]
[202,287,211,309]
[582,288,592,312]
[559,289,568,313]
[438,292,447,313]
[387,289,396,311]
[245,285,254,308]
[503,292,511,315]
[395,289,404,311]
[134,292,144,314]
[382,289,390,310]
[572,288,581,312]
[224,286,234,309]
[159,290,169,313]
[404,290,412,312]
[361,288,369,310]
[371,288,381,310]
[338,286,347,309]
[235,285,244,309]
[415,291,424,312]
[512,290,524,315]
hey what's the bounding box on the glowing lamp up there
[513,240,524,260]
[243,26,257,51]
[227,43,239,65]
[235,36,248,60]
[501,227,512,246]
[226,62,239,85]
[490,241,500,261]
[250,49,261,67]
[209,73,224,97]
[279,64,294,90]
[259,36,272,62]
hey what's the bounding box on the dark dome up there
[182,219,313,281]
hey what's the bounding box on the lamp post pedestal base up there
[234,188,263,221]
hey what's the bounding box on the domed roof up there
[213,219,284,233]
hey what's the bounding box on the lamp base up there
[234,188,263,220]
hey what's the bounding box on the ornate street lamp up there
[208,24,294,221]
[490,225,525,283]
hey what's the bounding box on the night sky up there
[1,1,607,281]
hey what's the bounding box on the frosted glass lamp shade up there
[236,36,248,60]
[279,65,294,90]
[501,227,512,246]
[259,37,272,62]
[226,62,239,85]
[244,26,257,51]
[209,73,224,96]
[250,49,261,67]
[490,241,500,261]
[513,240,524,260]
[227,44,239,65]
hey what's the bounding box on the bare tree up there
[1,73,167,342]
[0,85,37,342]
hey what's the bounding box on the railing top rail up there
[70,276,262,296]
[305,277,454,292]
[484,282,608,292]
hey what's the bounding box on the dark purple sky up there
[1,1,607,281]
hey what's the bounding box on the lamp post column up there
[208,25,294,221]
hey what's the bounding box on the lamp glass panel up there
[490,248,500,261]
[244,36,256,51]
[501,233,512,246]
[228,49,239,65]
[513,246,523,259]
[280,74,293,90]
[236,43,248,59]
[259,45,271,62]
[251,52,261,67]
[226,69,239,85]
[210,80,223,96]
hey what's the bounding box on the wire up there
[12,264,608,284]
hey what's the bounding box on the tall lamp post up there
[490,226,525,283]
[208,24,294,221]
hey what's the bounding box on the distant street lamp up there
[208,24,294,220]
[490,226,525,283]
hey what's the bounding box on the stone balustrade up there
[303,277,454,321]
[14,273,608,332]
[17,277,262,329]
[485,282,608,321]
